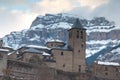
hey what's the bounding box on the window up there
[61,52,63,56]
[116,68,119,72]
[81,31,83,35]
[81,44,84,48]
[81,36,83,39]
[63,64,65,67]
[76,31,79,38]
[81,31,83,39]
[105,72,108,75]
[105,67,108,71]
[51,44,53,47]
[79,65,81,72]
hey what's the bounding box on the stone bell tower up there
[68,18,86,73]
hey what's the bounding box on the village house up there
[93,61,120,80]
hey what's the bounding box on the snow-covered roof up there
[97,61,120,66]
[46,39,64,43]
[24,48,40,53]
[25,45,51,50]
[8,51,16,55]
[0,48,9,52]
[43,52,50,56]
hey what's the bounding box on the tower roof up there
[72,18,86,30]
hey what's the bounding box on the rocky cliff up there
[2,13,120,57]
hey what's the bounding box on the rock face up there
[2,13,120,57]
[87,30,120,40]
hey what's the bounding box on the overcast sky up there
[0,0,120,37]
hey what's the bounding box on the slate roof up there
[71,18,86,30]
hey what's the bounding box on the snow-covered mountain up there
[97,44,120,63]
[2,13,120,58]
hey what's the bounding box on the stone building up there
[48,19,87,73]
[93,61,120,80]
[46,40,65,48]
[0,18,120,80]
[0,49,8,78]
[7,60,39,80]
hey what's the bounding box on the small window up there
[105,67,108,71]
[81,31,84,39]
[105,72,108,75]
[51,44,53,47]
[81,36,83,39]
[79,65,81,72]
[78,50,80,52]
[81,44,84,48]
[76,31,79,38]
[63,64,65,67]
[116,68,119,72]
[61,52,63,55]
[81,31,83,35]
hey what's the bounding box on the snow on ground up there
[31,24,44,30]
[111,47,120,54]
[86,39,120,57]
[29,34,40,41]
[86,26,117,35]
[86,40,120,45]
[86,46,106,58]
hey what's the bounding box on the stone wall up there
[93,63,120,80]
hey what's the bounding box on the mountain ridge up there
[2,13,120,58]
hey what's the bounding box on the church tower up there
[68,18,86,72]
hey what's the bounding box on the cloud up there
[30,0,109,15]
[0,0,119,37]
[0,0,28,6]
[78,0,109,9]
[0,10,37,37]
[91,0,120,26]
[69,0,120,26]
[0,7,6,13]
[31,0,74,15]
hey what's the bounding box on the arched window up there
[81,31,83,39]
[77,31,79,38]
